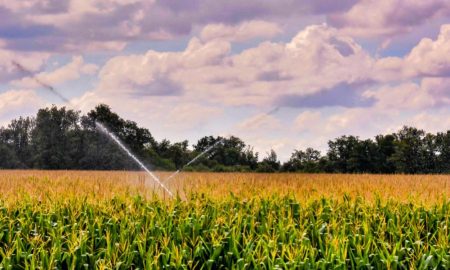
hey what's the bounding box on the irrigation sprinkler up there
[12,61,174,198]
[163,106,281,183]
[163,137,226,183]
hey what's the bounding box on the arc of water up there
[163,106,281,184]
[96,122,173,197]
[12,61,71,103]
[164,137,226,183]
[12,61,173,198]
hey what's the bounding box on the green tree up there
[349,139,379,173]
[167,140,190,169]
[0,117,35,168]
[193,136,258,170]
[374,134,396,173]
[391,126,426,174]
[435,132,450,173]
[283,148,321,172]
[0,143,20,168]
[327,135,361,173]
[32,106,81,169]
[421,133,437,173]
[87,104,156,155]
[257,150,280,172]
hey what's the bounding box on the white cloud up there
[0,50,49,83]
[364,82,437,110]
[0,89,45,123]
[200,20,282,42]
[405,24,450,77]
[2,1,450,163]
[294,111,322,133]
[0,0,354,53]
[73,22,450,157]
[29,20,450,163]
[163,104,223,130]
[87,23,375,110]
[237,113,281,131]
[407,111,450,133]
[421,77,450,104]
[293,107,401,145]
[371,24,450,81]
[329,0,450,38]
[11,56,98,89]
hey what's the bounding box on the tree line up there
[1,104,449,174]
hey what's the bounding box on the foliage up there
[0,170,449,268]
[282,148,321,172]
[0,194,449,269]
[1,105,450,173]
[257,150,281,172]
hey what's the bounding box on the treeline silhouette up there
[1,104,449,174]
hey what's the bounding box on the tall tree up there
[421,133,437,173]
[327,135,361,173]
[258,150,280,172]
[283,148,321,172]
[193,136,258,170]
[391,126,426,174]
[0,143,20,168]
[86,104,157,155]
[32,106,80,169]
[374,134,396,173]
[0,117,35,168]
[435,131,450,173]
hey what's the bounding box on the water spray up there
[12,61,71,104]
[163,137,226,183]
[12,61,173,198]
[96,122,173,197]
[163,106,281,183]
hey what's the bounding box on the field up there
[0,171,449,269]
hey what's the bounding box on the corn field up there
[0,171,449,269]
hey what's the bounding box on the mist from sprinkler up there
[163,106,281,183]
[12,61,174,198]
[13,61,282,196]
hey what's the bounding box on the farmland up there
[0,171,449,269]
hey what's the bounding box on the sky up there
[1,0,450,161]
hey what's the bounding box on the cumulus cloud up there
[370,24,450,81]
[76,23,378,114]
[11,56,98,89]
[405,24,450,77]
[294,111,322,133]
[83,22,450,116]
[200,20,282,42]
[94,37,231,98]
[0,49,49,83]
[49,20,450,158]
[363,83,437,110]
[163,104,223,130]
[407,111,450,133]
[0,89,45,123]
[422,77,450,104]
[277,82,375,108]
[329,0,450,37]
[0,0,448,53]
[0,0,448,55]
[2,1,450,161]
[237,112,281,131]
[0,0,357,52]
[294,107,397,143]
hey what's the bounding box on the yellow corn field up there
[0,170,449,269]
[1,170,449,204]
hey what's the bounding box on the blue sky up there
[1,0,450,161]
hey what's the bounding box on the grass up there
[0,171,449,269]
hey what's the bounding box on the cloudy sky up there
[1,0,450,160]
